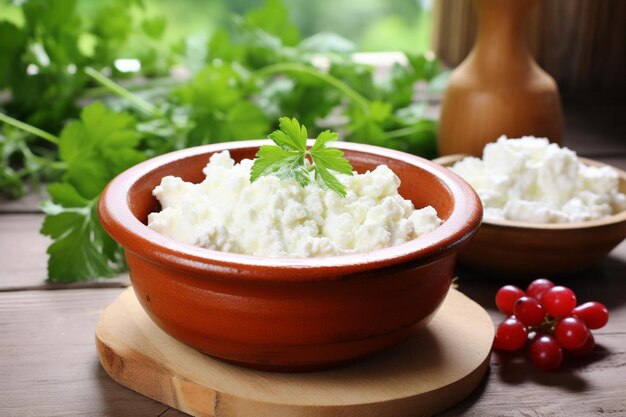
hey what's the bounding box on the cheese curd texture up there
[147,151,441,257]
[451,136,626,223]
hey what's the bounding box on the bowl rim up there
[434,153,626,230]
[99,140,483,282]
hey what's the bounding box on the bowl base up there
[96,287,494,417]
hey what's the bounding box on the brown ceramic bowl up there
[99,141,482,371]
[435,154,626,277]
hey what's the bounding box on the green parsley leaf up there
[269,116,307,152]
[310,130,338,152]
[314,164,347,197]
[39,103,144,281]
[310,140,353,176]
[40,182,125,282]
[249,145,309,187]
[175,64,270,146]
[0,22,26,90]
[250,117,353,196]
[141,15,167,40]
[0,132,25,198]
[384,52,441,108]
[207,28,246,63]
[58,102,145,199]
[244,0,300,47]
[259,74,342,130]
[91,0,134,63]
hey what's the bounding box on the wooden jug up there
[438,0,563,156]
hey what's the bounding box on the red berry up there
[572,302,609,330]
[495,285,526,315]
[493,316,528,351]
[514,296,545,326]
[526,278,555,302]
[569,332,596,357]
[554,316,589,350]
[530,335,563,371]
[542,286,577,317]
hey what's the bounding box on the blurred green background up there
[0,0,440,282]
[1,0,433,53]
[148,0,432,52]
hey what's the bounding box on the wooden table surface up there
[1,99,625,416]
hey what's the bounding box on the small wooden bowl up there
[435,154,626,277]
[98,141,482,372]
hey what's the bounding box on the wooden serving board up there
[96,288,494,417]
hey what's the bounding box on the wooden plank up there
[448,261,626,413]
[594,156,626,171]
[0,214,50,288]
[440,333,626,416]
[456,239,626,331]
[563,99,626,157]
[0,189,46,214]
[1,286,624,417]
[432,0,626,93]
[0,214,130,290]
[448,242,626,416]
[0,289,169,417]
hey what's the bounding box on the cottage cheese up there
[147,151,441,257]
[451,136,626,223]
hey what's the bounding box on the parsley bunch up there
[251,117,353,196]
[42,103,145,281]
[0,0,444,282]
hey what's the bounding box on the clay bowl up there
[98,141,482,372]
[435,154,626,277]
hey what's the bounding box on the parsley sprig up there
[250,117,353,196]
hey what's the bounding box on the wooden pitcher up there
[438,0,563,156]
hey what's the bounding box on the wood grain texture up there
[96,288,493,417]
[438,0,564,156]
[442,263,626,417]
[0,214,49,288]
[562,100,626,157]
[432,0,626,93]
[0,214,130,290]
[0,289,168,416]
[0,279,624,417]
[0,190,46,214]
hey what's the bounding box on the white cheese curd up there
[147,151,442,257]
[451,136,626,223]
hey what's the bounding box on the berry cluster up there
[493,278,609,371]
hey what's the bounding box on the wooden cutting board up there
[96,287,494,417]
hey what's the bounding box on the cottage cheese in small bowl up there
[450,136,626,224]
[147,151,442,257]
[434,136,626,276]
